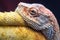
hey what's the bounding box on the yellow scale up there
[0,11,46,40]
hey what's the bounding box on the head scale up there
[16,2,54,30]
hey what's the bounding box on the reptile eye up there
[30,10,39,17]
[30,10,36,15]
[29,8,39,17]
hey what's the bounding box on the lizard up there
[16,2,60,40]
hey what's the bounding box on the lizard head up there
[16,2,59,31]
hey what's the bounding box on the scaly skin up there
[16,2,60,40]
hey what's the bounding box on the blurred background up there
[0,0,60,26]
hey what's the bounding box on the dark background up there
[0,0,60,26]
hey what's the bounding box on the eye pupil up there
[30,10,36,15]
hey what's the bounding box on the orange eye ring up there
[30,10,36,15]
[29,7,40,17]
[29,7,38,13]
